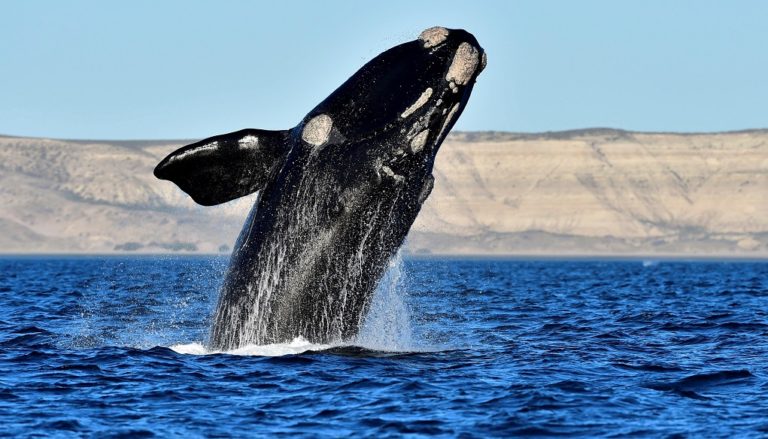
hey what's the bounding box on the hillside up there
[0,130,766,256]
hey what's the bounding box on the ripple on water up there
[0,257,766,437]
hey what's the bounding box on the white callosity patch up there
[418,174,435,204]
[171,141,219,162]
[419,26,449,48]
[302,114,333,146]
[480,51,488,73]
[238,135,259,149]
[410,130,429,153]
[401,88,433,118]
[437,103,460,141]
[446,42,480,86]
[380,164,405,183]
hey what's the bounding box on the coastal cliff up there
[1,129,765,256]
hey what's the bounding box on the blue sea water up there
[0,256,767,437]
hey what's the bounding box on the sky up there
[1,0,766,139]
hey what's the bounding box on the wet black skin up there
[155,28,485,349]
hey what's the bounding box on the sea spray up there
[356,250,414,351]
[171,336,331,356]
[66,256,223,349]
[173,250,416,356]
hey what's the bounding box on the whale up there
[155,26,486,350]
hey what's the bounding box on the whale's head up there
[295,26,486,215]
[298,26,485,166]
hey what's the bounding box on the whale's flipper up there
[154,129,291,206]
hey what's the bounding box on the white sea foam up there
[170,336,334,356]
[355,251,413,351]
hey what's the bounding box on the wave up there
[168,337,438,357]
[170,337,333,356]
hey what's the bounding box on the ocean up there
[0,256,766,437]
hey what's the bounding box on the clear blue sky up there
[1,0,766,139]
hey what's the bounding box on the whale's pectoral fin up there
[154,129,291,206]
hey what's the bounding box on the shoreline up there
[1,252,766,262]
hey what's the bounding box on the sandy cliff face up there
[414,130,767,255]
[0,130,765,256]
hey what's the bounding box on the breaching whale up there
[155,26,486,350]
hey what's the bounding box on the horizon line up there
[2,126,768,144]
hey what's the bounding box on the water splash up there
[173,250,416,356]
[355,250,414,351]
[171,337,332,356]
[220,246,417,353]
